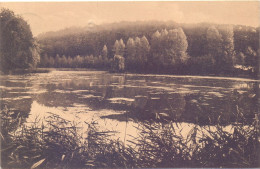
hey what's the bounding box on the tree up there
[166,28,188,64]
[125,38,136,69]
[60,55,68,67]
[102,45,108,59]
[0,8,40,72]
[48,56,55,67]
[151,28,188,71]
[66,56,72,67]
[118,39,125,56]
[151,30,162,68]
[113,40,120,55]
[125,36,150,71]
[134,37,141,61]
[245,46,257,68]
[74,55,83,68]
[40,54,49,67]
[236,52,246,65]
[140,36,150,64]
[54,54,61,67]
[206,26,222,71]
[112,55,125,72]
[219,25,235,70]
[113,39,125,56]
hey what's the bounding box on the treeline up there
[39,54,110,69]
[38,21,259,77]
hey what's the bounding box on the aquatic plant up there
[1,104,259,168]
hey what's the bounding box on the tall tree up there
[113,39,125,56]
[125,37,136,69]
[118,39,125,56]
[60,55,68,67]
[206,26,222,71]
[0,8,40,72]
[236,52,246,65]
[166,28,188,64]
[102,45,108,59]
[113,40,120,55]
[151,30,163,69]
[140,36,150,63]
[219,25,235,70]
[112,55,125,72]
[134,37,142,62]
[245,46,257,68]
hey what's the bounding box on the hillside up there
[37,21,259,77]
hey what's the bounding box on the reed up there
[1,104,259,168]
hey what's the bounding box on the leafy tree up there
[118,39,125,56]
[125,38,136,69]
[219,25,235,70]
[245,46,257,68]
[60,55,68,67]
[0,8,40,72]
[67,56,73,67]
[49,56,55,67]
[166,28,188,64]
[112,55,125,72]
[140,36,150,64]
[125,36,150,71]
[206,26,222,70]
[236,52,246,65]
[40,54,49,67]
[134,37,142,64]
[151,28,188,71]
[54,54,61,67]
[113,39,125,57]
[113,40,120,55]
[102,45,108,59]
[150,30,162,68]
[74,55,83,68]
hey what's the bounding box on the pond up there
[0,70,259,143]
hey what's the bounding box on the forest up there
[1,7,259,77]
[37,21,259,77]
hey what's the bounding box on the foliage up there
[37,21,259,77]
[112,55,125,72]
[113,39,125,56]
[102,45,108,59]
[39,54,110,69]
[125,36,150,71]
[0,8,40,73]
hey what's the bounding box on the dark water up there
[0,70,259,126]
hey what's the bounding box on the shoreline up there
[1,67,258,81]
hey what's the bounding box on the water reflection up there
[0,70,258,127]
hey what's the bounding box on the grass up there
[1,103,259,168]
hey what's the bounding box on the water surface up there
[0,70,258,142]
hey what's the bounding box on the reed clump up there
[0,107,136,169]
[1,104,259,168]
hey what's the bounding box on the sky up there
[0,1,259,36]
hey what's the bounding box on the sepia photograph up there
[0,1,259,168]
